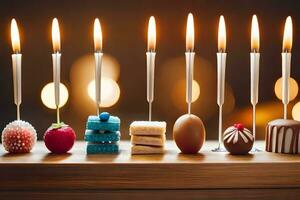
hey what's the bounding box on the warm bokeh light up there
[71,54,120,81]
[283,16,293,52]
[93,18,102,52]
[191,80,200,102]
[87,78,120,107]
[251,15,260,52]
[52,18,61,52]
[11,19,21,53]
[147,16,156,52]
[223,84,235,114]
[186,13,194,52]
[218,15,226,52]
[292,101,300,121]
[41,82,69,109]
[275,77,298,101]
[172,79,200,104]
[225,102,283,139]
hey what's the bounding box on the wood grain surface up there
[0,141,299,199]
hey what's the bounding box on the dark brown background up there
[0,0,300,140]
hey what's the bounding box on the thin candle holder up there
[282,52,291,120]
[12,53,22,121]
[250,51,261,152]
[94,52,103,116]
[146,51,155,121]
[52,52,61,124]
[212,52,226,152]
[185,51,195,115]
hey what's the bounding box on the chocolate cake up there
[266,119,300,154]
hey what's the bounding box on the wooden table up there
[0,141,299,200]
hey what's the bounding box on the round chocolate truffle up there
[173,114,206,154]
[223,123,254,155]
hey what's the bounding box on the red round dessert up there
[44,123,76,154]
[2,120,37,153]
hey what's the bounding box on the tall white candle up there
[11,19,22,120]
[147,16,156,121]
[282,16,293,120]
[52,18,61,124]
[93,18,103,115]
[214,15,227,151]
[185,13,195,115]
[250,15,260,146]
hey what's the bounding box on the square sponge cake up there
[130,121,166,136]
[131,134,166,147]
[131,145,164,155]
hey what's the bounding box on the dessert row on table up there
[1,14,299,156]
[1,111,300,155]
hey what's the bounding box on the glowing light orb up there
[87,78,120,107]
[41,82,69,109]
[191,80,200,102]
[274,77,298,101]
[292,101,300,121]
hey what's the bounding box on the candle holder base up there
[212,146,226,152]
[250,147,262,152]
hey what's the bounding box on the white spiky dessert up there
[2,120,37,153]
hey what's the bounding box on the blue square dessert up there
[84,130,120,142]
[86,115,120,132]
[86,142,119,154]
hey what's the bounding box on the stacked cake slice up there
[85,112,120,154]
[130,121,166,154]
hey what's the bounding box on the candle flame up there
[94,18,102,52]
[283,16,293,52]
[218,15,226,52]
[251,15,260,52]
[52,18,61,53]
[186,13,194,52]
[11,19,21,53]
[147,16,156,52]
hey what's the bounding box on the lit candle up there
[11,19,22,120]
[52,18,61,124]
[250,14,260,149]
[93,18,103,115]
[214,15,227,152]
[146,16,156,121]
[185,13,195,114]
[282,16,293,119]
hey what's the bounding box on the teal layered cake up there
[85,112,121,154]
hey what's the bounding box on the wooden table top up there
[0,141,299,190]
[0,140,299,163]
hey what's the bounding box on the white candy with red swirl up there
[223,123,254,155]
